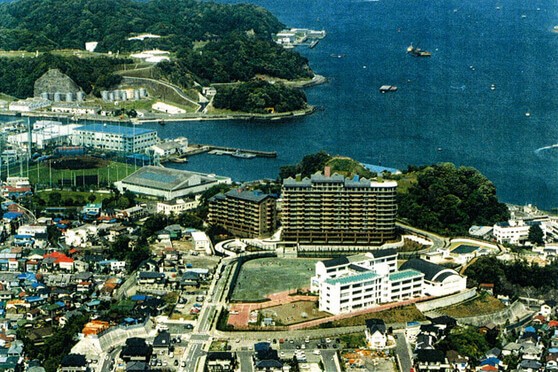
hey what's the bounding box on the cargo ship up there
[407,44,431,57]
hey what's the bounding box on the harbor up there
[178,144,277,160]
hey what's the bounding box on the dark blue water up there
[9,0,558,209]
[160,0,558,210]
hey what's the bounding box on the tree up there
[47,192,62,206]
[87,194,97,203]
[528,224,544,245]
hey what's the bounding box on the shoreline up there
[1,74,326,125]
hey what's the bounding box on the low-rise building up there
[115,166,231,201]
[9,98,51,112]
[72,124,157,153]
[365,318,387,349]
[51,103,100,115]
[400,258,467,297]
[155,197,200,215]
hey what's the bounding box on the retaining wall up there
[415,289,477,313]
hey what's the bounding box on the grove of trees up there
[398,163,510,236]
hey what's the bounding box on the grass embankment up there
[437,294,505,318]
[329,305,426,327]
[326,156,375,178]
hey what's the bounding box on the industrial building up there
[7,121,79,149]
[310,249,424,315]
[114,166,231,201]
[51,103,101,116]
[208,189,277,238]
[9,98,51,112]
[71,124,157,153]
[280,168,398,245]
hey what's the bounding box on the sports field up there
[231,257,320,302]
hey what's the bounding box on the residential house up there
[365,319,387,350]
[206,352,236,371]
[60,354,88,372]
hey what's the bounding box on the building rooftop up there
[75,124,155,138]
[119,166,228,192]
[325,271,379,286]
[224,189,272,203]
[400,258,457,282]
[283,172,397,188]
[389,269,424,282]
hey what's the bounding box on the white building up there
[191,231,213,255]
[149,138,189,157]
[156,196,200,215]
[152,102,186,115]
[72,124,157,153]
[493,220,532,245]
[114,166,231,201]
[311,249,425,315]
[365,319,387,350]
[6,177,30,188]
[7,122,78,149]
[9,98,51,112]
[400,258,467,297]
[85,41,98,52]
[51,103,100,115]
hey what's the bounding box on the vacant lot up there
[260,301,329,326]
[231,258,319,301]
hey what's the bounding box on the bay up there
[7,0,558,210]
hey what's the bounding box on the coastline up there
[1,74,326,125]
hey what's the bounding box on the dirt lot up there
[231,257,319,301]
[260,300,329,326]
[438,294,505,318]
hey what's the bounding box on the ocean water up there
[8,0,558,209]
[161,0,558,210]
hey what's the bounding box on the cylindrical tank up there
[76,91,85,101]
[134,90,141,100]
[139,88,147,98]
[108,92,115,101]
[65,92,73,102]
[121,91,127,101]
[101,91,109,101]
[53,92,61,102]
[40,92,49,100]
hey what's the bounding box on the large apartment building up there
[281,169,398,244]
[208,189,277,238]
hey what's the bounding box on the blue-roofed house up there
[72,124,158,153]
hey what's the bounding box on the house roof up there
[75,124,154,138]
[416,349,445,363]
[153,331,171,348]
[365,318,386,334]
[120,166,227,192]
[322,256,349,268]
[61,354,87,367]
[400,258,458,282]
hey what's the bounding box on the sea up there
[6,0,558,209]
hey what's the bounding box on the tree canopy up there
[279,151,332,180]
[0,53,126,98]
[213,80,307,114]
[398,163,509,236]
[0,0,284,52]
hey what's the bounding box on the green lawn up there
[231,258,320,302]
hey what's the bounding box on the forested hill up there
[0,0,284,52]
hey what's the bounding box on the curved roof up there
[400,258,459,282]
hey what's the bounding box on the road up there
[238,351,255,372]
[320,349,341,372]
[394,331,413,372]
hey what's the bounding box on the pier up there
[179,144,277,159]
[204,145,277,158]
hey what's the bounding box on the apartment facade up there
[281,170,397,244]
[208,190,277,238]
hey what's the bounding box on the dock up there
[180,144,277,159]
[205,145,277,158]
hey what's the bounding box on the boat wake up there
[534,144,558,154]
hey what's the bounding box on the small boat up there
[158,120,165,126]
[231,150,256,159]
[330,53,346,58]
[309,40,320,49]
[490,84,496,91]
[379,85,398,93]
[407,44,431,57]
[170,157,188,163]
